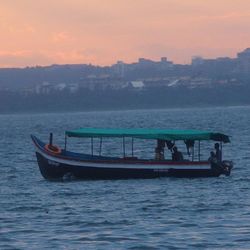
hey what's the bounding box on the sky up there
[1,0,250,67]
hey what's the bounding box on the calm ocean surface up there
[0,106,250,249]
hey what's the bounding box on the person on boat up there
[165,140,174,152]
[155,147,164,160]
[155,140,165,160]
[157,139,165,150]
[214,143,222,162]
[208,151,217,163]
[184,139,194,156]
[172,146,183,161]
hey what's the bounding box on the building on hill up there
[237,48,250,73]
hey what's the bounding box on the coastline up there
[1,103,250,116]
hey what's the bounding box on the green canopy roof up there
[65,128,230,143]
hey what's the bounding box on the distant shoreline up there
[1,103,250,116]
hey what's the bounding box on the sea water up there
[0,106,250,249]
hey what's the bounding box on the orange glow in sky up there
[1,0,250,67]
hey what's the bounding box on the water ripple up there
[1,107,250,249]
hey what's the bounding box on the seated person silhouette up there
[208,151,217,163]
[172,146,183,161]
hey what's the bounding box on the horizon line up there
[0,48,247,70]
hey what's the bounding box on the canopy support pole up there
[64,134,67,150]
[198,141,200,161]
[49,133,53,146]
[99,137,102,156]
[91,137,93,156]
[132,137,134,157]
[220,141,223,161]
[123,137,125,158]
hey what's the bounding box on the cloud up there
[1,1,250,66]
[51,32,76,43]
[7,24,35,34]
[197,12,250,21]
[0,49,101,67]
[0,50,51,67]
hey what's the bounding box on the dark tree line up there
[1,84,250,113]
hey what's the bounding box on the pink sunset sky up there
[1,0,250,67]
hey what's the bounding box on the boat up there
[31,128,233,180]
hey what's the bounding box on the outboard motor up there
[211,160,233,176]
[221,160,234,176]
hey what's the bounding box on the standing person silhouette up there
[214,143,222,162]
[172,146,183,161]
